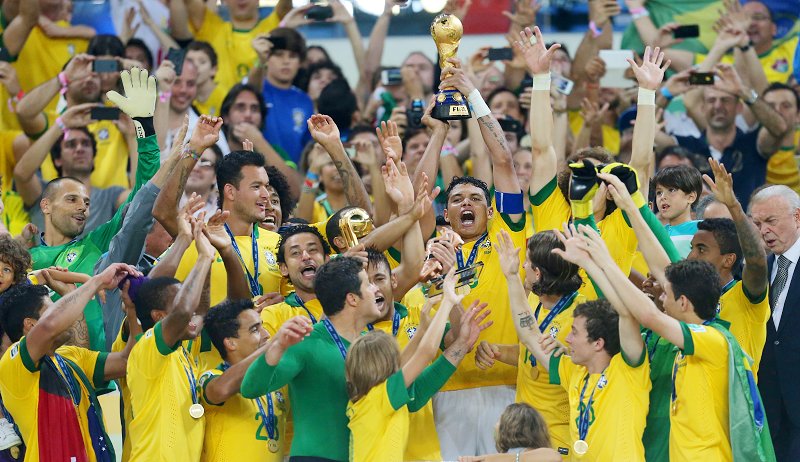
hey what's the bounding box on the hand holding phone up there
[91,107,122,121]
[305,4,333,21]
[165,48,187,76]
[93,59,120,73]
[672,24,700,39]
[487,48,514,61]
[688,72,714,85]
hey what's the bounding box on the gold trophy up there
[430,13,472,120]
[338,207,375,249]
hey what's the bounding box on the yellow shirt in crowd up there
[126,322,205,462]
[193,84,228,118]
[696,34,798,84]
[766,145,800,193]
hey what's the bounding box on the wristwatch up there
[742,88,758,105]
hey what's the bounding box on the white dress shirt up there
[770,236,800,328]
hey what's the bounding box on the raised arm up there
[25,264,140,364]
[1,0,38,56]
[204,343,269,404]
[203,210,252,301]
[356,0,394,107]
[703,159,768,298]
[360,183,435,253]
[160,219,215,347]
[148,205,198,279]
[307,114,373,216]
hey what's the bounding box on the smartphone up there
[267,35,287,50]
[498,117,522,135]
[165,47,187,76]
[91,107,121,121]
[424,262,484,298]
[673,24,700,39]
[689,72,715,85]
[487,47,514,61]
[0,48,12,62]
[381,68,403,86]
[553,74,574,95]
[93,59,120,73]
[305,4,333,21]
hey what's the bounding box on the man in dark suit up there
[750,185,800,461]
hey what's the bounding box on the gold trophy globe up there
[430,13,472,120]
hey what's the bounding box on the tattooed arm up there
[66,313,90,349]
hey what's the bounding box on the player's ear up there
[487,206,494,220]
[279,262,289,278]
[391,273,398,290]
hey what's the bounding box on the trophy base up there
[432,89,472,121]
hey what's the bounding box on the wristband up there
[660,86,674,101]
[467,89,491,118]
[7,90,24,113]
[132,116,155,139]
[495,191,525,214]
[182,145,201,160]
[589,21,603,38]
[57,72,69,96]
[628,6,647,15]
[305,171,320,182]
[630,7,650,20]
[55,116,70,140]
[532,73,551,91]
[638,88,656,106]
[158,91,172,103]
[440,144,457,158]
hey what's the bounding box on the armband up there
[660,86,674,102]
[305,171,320,182]
[182,146,201,160]
[589,21,603,38]
[55,116,70,140]
[467,89,491,118]
[638,88,656,106]
[495,191,525,214]
[532,73,551,91]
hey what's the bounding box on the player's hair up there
[186,40,218,68]
[0,284,50,342]
[0,235,32,286]
[665,260,721,321]
[445,176,492,205]
[266,166,295,223]
[695,194,723,219]
[345,330,400,403]
[698,218,743,275]
[366,247,391,274]
[51,128,97,177]
[203,299,256,361]
[276,224,330,264]
[135,277,181,331]
[315,257,364,317]
[215,150,266,208]
[494,403,552,453]
[651,165,703,209]
[220,83,268,130]
[527,231,582,296]
[573,299,620,357]
[42,176,86,201]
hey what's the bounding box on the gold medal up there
[529,364,540,380]
[573,439,588,455]
[267,438,279,453]
[10,446,19,459]
[189,403,205,419]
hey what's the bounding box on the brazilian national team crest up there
[264,249,277,267]
[97,128,110,141]
[548,326,559,338]
[405,326,417,339]
[597,375,609,389]
[293,109,305,132]
[65,251,79,263]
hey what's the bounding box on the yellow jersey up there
[766,145,800,193]
[568,110,621,155]
[198,365,287,462]
[40,114,133,189]
[347,370,411,462]
[13,23,87,115]
[550,351,650,462]
[443,209,527,391]
[1,189,30,236]
[192,9,281,93]
[260,293,324,336]
[0,129,20,192]
[0,339,109,462]
[670,322,731,461]
[516,292,585,454]
[696,35,798,84]
[111,325,134,462]
[193,84,227,118]
[127,322,205,462]
[717,280,769,377]
[530,176,571,235]
[371,303,441,461]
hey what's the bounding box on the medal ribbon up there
[322,319,348,360]
[293,293,317,324]
[577,370,606,441]
[528,292,578,367]
[715,278,736,315]
[53,354,80,406]
[365,310,401,337]
[456,232,488,269]
[224,223,262,297]
[255,394,278,441]
[180,347,199,405]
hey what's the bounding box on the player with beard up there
[27,67,162,351]
[475,231,586,456]
[260,225,330,334]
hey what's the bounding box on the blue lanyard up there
[293,293,317,324]
[528,292,577,367]
[224,223,262,297]
[716,279,736,315]
[180,347,199,405]
[366,309,401,337]
[456,232,488,269]
[643,329,660,360]
[322,319,348,359]
[577,370,606,440]
[53,354,80,406]
[223,362,277,440]
[0,393,14,423]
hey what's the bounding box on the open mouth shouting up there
[299,262,318,281]
[375,293,387,314]
[460,209,476,227]
[263,214,278,229]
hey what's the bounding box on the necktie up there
[769,255,791,309]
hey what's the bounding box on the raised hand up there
[494,229,521,276]
[409,183,439,221]
[455,301,492,352]
[243,139,254,151]
[475,340,500,370]
[376,119,404,163]
[154,59,177,90]
[663,69,692,98]
[580,98,610,127]
[574,223,615,267]
[443,0,473,20]
[382,158,415,212]
[254,292,285,313]
[64,54,96,83]
[204,209,233,251]
[513,26,561,75]
[502,0,541,30]
[106,67,157,118]
[597,172,637,213]
[429,238,457,276]
[588,0,621,28]
[279,4,315,29]
[96,263,142,290]
[343,243,368,267]
[420,96,449,132]
[551,223,593,266]
[712,63,745,97]
[702,158,738,208]
[275,316,313,349]
[442,266,467,306]
[251,34,274,65]
[307,114,342,148]
[652,22,684,49]
[438,57,478,97]
[328,0,354,24]
[0,62,21,95]
[627,46,670,91]
[193,213,216,259]
[189,115,223,152]
[60,103,96,128]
